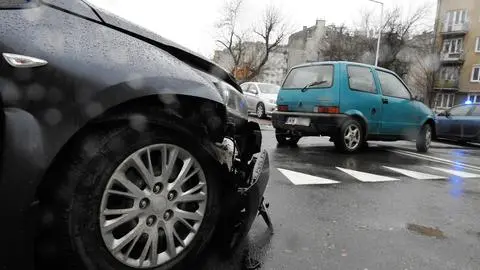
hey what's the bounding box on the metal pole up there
[368,0,384,66]
[374,2,383,66]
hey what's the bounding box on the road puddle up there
[406,223,446,239]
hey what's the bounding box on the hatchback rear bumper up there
[272,111,347,136]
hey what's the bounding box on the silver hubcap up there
[344,124,361,150]
[425,127,432,148]
[257,105,264,117]
[99,144,207,268]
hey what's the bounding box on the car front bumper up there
[214,149,270,253]
[272,111,347,136]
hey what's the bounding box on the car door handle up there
[382,98,388,104]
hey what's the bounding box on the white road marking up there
[383,166,445,180]
[277,168,340,185]
[336,167,399,182]
[388,149,480,172]
[427,167,480,178]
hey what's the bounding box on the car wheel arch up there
[423,118,436,139]
[36,94,226,200]
[344,111,369,139]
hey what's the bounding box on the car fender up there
[1,77,225,189]
[421,115,436,136]
[0,81,227,270]
[0,108,44,270]
[343,109,369,134]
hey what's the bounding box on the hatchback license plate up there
[286,117,310,126]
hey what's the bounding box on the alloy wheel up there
[257,104,264,118]
[99,144,207,268]
[425,126,432,148]
[344,124,360,150]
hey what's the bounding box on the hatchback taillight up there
[314,106,339,114]
[278,105,289,112]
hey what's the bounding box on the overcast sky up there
[88,0,436,58]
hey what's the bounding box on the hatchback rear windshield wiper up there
[300,80,328,92]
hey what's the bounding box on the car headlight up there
[269,99,276,104]
[214,81,248,118]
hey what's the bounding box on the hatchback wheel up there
[256,103,266,119]
[416,123,432,153]
[334,119,363,153]
[37,119,220,270]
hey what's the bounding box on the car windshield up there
[4,1,480,270]
[258,83,280,94]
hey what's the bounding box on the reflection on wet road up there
[202,121,480,270]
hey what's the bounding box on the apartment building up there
[287,20,326,70]
[433,0,480,111]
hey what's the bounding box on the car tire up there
[416,123,432,153]
[256,103,266,119]
[36,119,220,270]
[334,118,364,153]
[275,129,300,146]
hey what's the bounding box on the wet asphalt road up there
[202,117,480,270]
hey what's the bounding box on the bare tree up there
[407,32,439,106]
[244,5,288,81]
[321,24,372,62]
[215,0,245,74]
[379,5,432,76]
[215,2,288,81]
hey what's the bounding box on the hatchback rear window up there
[0,0,38,9]
[283,65,334,89]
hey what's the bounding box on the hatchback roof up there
[292,61,392,73]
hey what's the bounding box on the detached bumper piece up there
[215,149,271,255]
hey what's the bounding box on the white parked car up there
[241,82,280,118]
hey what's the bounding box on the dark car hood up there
[83,2,241,91]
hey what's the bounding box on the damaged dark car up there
[0,0,270,269]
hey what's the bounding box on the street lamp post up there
[368,0,384,66]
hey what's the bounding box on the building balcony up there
[434,79,459,90]
[440,23,469,37]
[440,52,464,64]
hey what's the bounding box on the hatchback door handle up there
[382,98,388,104]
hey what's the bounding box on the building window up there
[472,66,480,82]
[435,93,455,109]
[442,38,463,53]
[467,94,480,103]
[476,37,480,53]
[446,10,467,26]
[439,67,458,80]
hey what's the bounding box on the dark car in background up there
[435,103,480,143]
[0,1,270,269]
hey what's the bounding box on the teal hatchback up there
[272,61,435,153]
